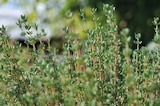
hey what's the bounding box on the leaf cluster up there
[0,4,159,106]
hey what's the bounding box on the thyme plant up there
[0,4,159,106]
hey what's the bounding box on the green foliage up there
[63,0,160,48]
[0,4,159,105]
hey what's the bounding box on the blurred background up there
[0,0,160,49]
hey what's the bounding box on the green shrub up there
[0,4,159,106]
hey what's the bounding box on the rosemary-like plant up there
[0,4,159,106]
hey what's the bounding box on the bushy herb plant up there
[0,4,159,106]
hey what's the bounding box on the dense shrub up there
[0,4,159,105]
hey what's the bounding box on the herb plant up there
[0,4,159,106]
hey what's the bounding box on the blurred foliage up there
[1,0,160,48]
[115,0,160,48]
[62,0,160,48]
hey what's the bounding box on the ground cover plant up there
[0,4,159,106]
